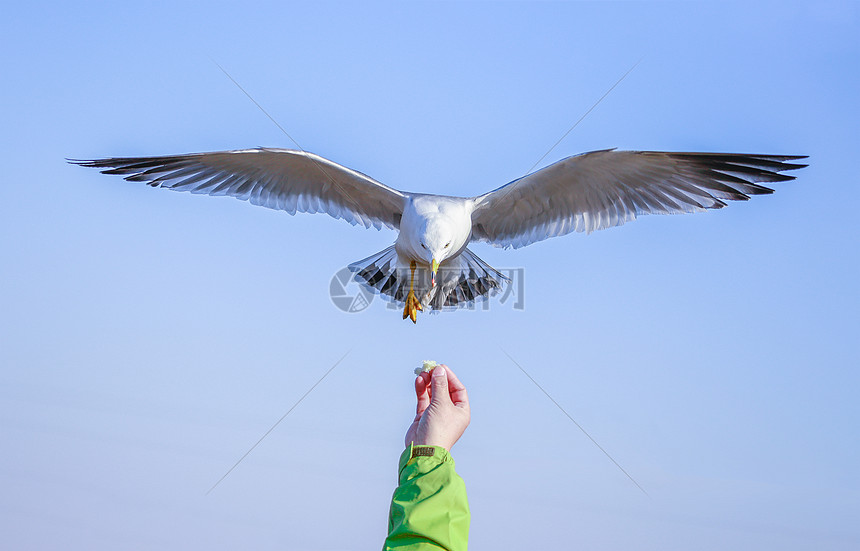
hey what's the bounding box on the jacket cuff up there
[398,444,452,480]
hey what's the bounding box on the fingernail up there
[434,365,446,377]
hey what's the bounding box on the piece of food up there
[414,360,439,376]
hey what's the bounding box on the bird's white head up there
[400,195,473,288]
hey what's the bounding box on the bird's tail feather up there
[348,246,410,303]
[349,246,510,312]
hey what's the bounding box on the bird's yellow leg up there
[402,261,423,324]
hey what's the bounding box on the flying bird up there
[72,148,806,322]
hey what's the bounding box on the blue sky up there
[1,1,858,549]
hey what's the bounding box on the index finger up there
[415,372,431,415]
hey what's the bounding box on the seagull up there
[72,148,806,322]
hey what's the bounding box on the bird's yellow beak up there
[431,259,439,287]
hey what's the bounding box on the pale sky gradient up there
[1,2,858,550]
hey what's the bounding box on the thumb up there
[430,365,450,405]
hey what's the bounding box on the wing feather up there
[71,148,406,230]
[471,149,807,248]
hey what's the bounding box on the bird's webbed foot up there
[402,289,423,324]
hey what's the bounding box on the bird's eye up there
[421,243,427,249]
[444,242,451,248]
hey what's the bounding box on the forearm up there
[383,445,470,551]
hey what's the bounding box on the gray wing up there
[71,148,407,230]
[471,149,807,249]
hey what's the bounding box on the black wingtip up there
[774,160,809,172]
[748,153,809,163]
[68,158,109,168]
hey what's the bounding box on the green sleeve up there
[383,444,470,551]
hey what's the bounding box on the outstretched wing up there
[471,149,807,249]
[71,148,407,230]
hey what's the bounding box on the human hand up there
[404,364,470,451]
